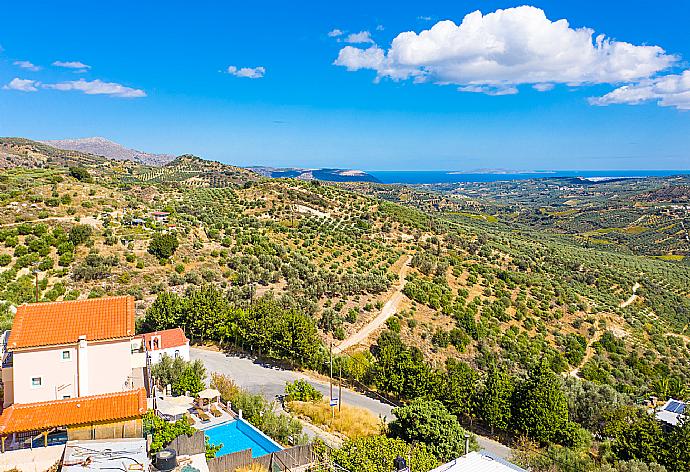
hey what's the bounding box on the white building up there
[141,328,190,364]
[430,451,527,472]
[0,296,147,407]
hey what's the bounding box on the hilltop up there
[42,137,176,166]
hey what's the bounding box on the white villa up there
[0,296,190,408]
[1,296,146,407]
[141,327,190,364]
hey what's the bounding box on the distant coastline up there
[367,170,690,185]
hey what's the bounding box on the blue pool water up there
[205,419,282,458]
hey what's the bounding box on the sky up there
[1,0,689,171]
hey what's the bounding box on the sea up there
[366,170,689,185]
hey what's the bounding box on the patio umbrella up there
[157,401,190,417]
[167,395,194,406]
[197,388,221,400]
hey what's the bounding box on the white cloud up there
[345,31,374,44]
[328,29,344,37]
[44,78,146,98]
[533,83,555,92]
[13,60,41,71]
[376,25,385,31]
[417,16,432,21]
[52,60,91,70]
[335,6,676,95]
[227,65,266,79]
[3,78,39,92]
[335,46,385,72]
[590,70,690,110]
[459,84,518,96]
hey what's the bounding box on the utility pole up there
[329,342,334,419]
[338,362,342,413]
[33,269,39,302]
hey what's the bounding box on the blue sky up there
[1,0,689,170]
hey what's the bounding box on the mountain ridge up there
[41,137,175,166]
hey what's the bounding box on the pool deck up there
[191,406,235,430]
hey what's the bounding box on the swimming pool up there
[204,419,282,458]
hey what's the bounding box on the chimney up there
[77,335,89,397]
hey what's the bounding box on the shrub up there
[285,379,323,402]
[210,373,241,403]
[69,225,93,245]
[69,166,93,183]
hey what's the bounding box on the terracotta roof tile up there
[0,388,147,434]
[142,328,188,350]
[7,296,135,350]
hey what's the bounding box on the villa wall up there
[11,345,78,404]
[87,339,133,393]
[9,338,134,405]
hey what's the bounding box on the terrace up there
[154,389,233,428]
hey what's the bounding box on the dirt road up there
[620,282,640,308]
[334,254,412,354]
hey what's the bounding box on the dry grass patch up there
[236,465,268,472]
[288,400,381,438]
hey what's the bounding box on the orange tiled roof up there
[0,388,147,434]
[7,296,135,350]
[142,328,188,350]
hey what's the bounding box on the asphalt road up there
[191,347,394,420]
[190,347,512,460]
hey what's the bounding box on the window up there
[62,350,71,360]
[63,395,71,399]
[174,350,180,358]
[31,377,42,387]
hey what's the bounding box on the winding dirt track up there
[333,254,412,354]
[620,282,641,308]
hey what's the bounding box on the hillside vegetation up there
[1,139,689,471]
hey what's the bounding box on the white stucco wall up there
[87,339,135,394]
[11,345,78,404]
[9,338,134,405]
[147,342,190,364]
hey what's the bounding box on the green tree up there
[389,398,476,462]
[330,435,438,472]
[141,292,185,332]
[151,355,206,395]
[69,166,93,182]
[610,409,664,465]
[69,224,93,245]
[661,418,690,471]
[481,364,515,434]
[441,359,479,425]
[512,361,570,444]
[143,411,194,453]
[173,368,205,396]
[148,233,179,260]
